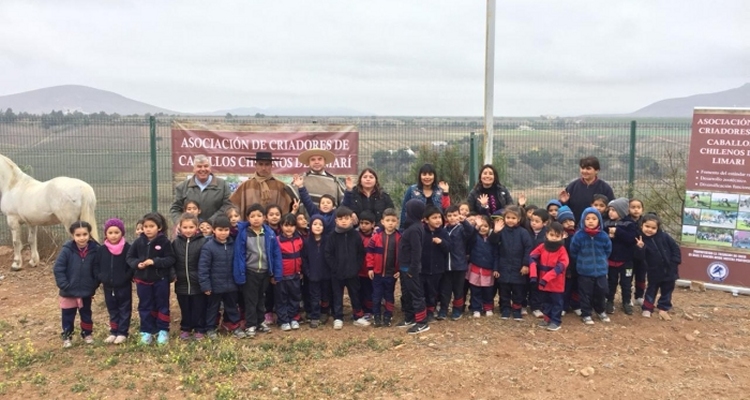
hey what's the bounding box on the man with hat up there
[297,148,346,208]
[230,152,297,214]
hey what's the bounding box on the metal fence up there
[0,115,691,242]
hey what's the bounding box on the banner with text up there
[171,121,358,188]
[681,108,750,286]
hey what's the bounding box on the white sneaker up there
[281,323,292,331]
[532,310,544,318]
[485,310,493,317]
[642,310,651,318]
[521,308,528,316]
[573,309,582,316]
[597,312,611,323]
[472,311,481,318]
[104,335,117,344]
[114,335,127,344]
[635,298,645,306]
[291,321,300,330]
[582,316,594,325]
[83,335,94,344]
[333,319,343,330]
[353,317,371,326]
[62,338,72,348]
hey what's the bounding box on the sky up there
[0,0,748,116]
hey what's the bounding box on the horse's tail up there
[80,187,98,242]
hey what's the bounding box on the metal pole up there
[483,0,496,165]
[469,132,478,188]
[149,115,158,212]
[628,120,636,198]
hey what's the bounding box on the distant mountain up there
[0,85,178,115]
[630,83,750,118]
[206,106,372,117]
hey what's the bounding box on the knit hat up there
[556,206,575,224]
[608,197,629,219]
[104,218,125,235]
[213,215,231,229]
[546,199,562,210]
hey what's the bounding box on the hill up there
[205,106,372,117]
[630,83,750,117]
[0,85,178,115]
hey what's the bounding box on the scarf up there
[252,174,274,204]
[335,225,354,234]
[77,243,90,259]
[584,227,601,236]
[104,237,126,255]
[543,239,564,252]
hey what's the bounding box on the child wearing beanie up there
[93,218,133,344]
[603,198,638,315]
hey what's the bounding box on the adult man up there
[298,148,345,208]
[170,154,233,223]
[559,156,615,223]
[230,152,297,214]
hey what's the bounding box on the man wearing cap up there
[298,148,346,208]
[230,152,297,214]
[170,154,233,224]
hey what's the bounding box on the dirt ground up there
[1,246,749,400]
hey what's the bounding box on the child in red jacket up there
[529,222,569,331]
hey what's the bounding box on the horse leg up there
[27,225,39,268]
[8,216,23,271]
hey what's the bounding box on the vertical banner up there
[171,121,358,190]
[680,108,750,286]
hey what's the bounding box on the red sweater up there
[529,243,569,293]
[358,230,373,277]
[278,234,303,278]
[366,230,401,276]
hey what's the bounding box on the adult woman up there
[399,163,450,229]
[342,168,395,224]
[466,164,514,215]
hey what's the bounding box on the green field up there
[681,234,696,243]
[685,195,711,208]
[696,239,733,247]
[737,221,750,231]
[710,202,739,212]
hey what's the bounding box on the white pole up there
[483,0,496,165]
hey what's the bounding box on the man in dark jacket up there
[325,206,368,329]
[398,199,430,334]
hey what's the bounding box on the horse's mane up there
[0,154,29,189]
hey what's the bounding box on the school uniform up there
[95,240,133,337]
[276,233,304,325]
[127,233,176,334]
[302,233,332,321]
[636,230,681,312]
[529,241,569,326]
[324,225,366,321]
[466,231,498,313]
[54,240,99,339]
[399,200,427,324]
[569,208,612,318]
[199,236,240,331]
[420,224,450,315]
[527,226,548,312]
[366,230,401,321]
[358,230,375,316]
[440,220,472,316]
[492,225,533,318]
[172,233,208,333]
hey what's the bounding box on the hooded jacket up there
[398,199,425,274]
[569,208,612,278]
[233,221,282,284]
[199,235,236,294]
[324,225,365,279]
[635,230,681,282]
[529,241,569,293]
[420,224,450,275]
[445,220,473,272]
[366,229,401,276]
[302,231,331,281]
[491,224,533,284]
[54,240,100,298]
[603,198,638,264]
[278,232,304,278]
[127,233,176,283]
[172,233,208,295]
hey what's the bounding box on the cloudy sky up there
[0,0,747,116]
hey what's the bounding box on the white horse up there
[0,154,98,271]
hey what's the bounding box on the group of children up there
[53,182,682,346]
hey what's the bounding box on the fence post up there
[628,120,637,199]
[469,132,478,188]
[150,116,158,212]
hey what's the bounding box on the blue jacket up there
[127,233,175,283]
[445,220,473,272]
[299,186,336,234]
[635,230,681,282]
[94,241,133,289]
[603,216,638,264]
[529,225,547,248]
[233,221,283,284]
[302,234,331,282]
[399,184,446,229]
[468,231,498,271]
[492,225,533,284]
[54,240,100,298]
[569,208,612,277]
[198,236,236,294]
[420,224,450,275]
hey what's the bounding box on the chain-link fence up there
[0,114,691,242]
